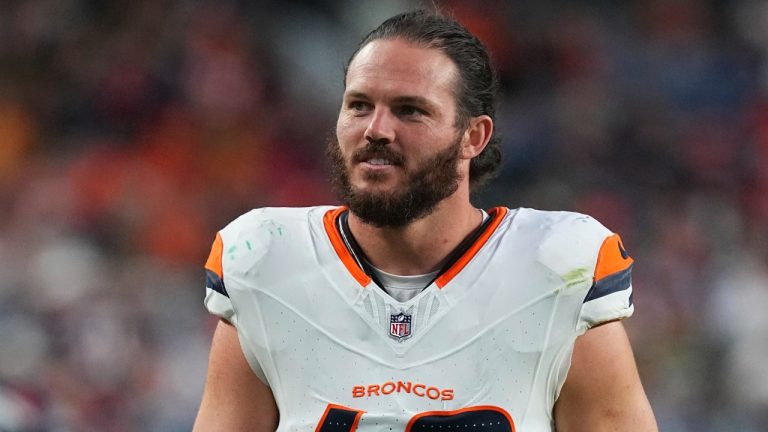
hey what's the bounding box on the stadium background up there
[1,0,767,430]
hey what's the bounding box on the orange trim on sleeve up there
[204,232,224,279]
[323,207,372,287]
[594,233,634,281]
[435,207,508,288]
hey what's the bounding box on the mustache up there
[351,142,405,165]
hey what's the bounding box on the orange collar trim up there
[323,207,509,289]
[435,206,508,288]
[323,207,372,286]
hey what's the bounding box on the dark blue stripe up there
[206,269,228,298]
[584,265,632,303]
[410,409,513,431]
[317,407,361,431]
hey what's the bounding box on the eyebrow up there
[391,95,436,111]
[343,91,438,111]
[343,91,371,102]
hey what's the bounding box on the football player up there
[194,10,657,432]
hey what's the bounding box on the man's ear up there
[460,115,493,159]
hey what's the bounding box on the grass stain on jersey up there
[265,221,284,236]
[227,245,238,261]
[561,268,591,290]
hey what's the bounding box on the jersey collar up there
[323,206,508,289]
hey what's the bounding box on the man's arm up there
[554,321,657,432]
[193,319,279,431]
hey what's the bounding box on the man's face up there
[329,38,466,228]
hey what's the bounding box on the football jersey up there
[203,206,634,431]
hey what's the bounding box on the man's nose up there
[364,108,396,144]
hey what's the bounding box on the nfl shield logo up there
[390,312,412,340]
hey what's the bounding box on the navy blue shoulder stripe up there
[583,265,632,303]
[206,269,229,298]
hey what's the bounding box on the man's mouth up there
[366,158,394,166]
[353,152,404,168]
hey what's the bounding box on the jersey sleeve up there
[577,233,635,331]
[204,232,236,324]
[203,229,269,384]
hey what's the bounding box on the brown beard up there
[326,135,463,228]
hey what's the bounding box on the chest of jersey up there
[222,208,594,431]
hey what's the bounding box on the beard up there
[326,134,463,228]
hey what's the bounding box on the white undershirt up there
[368,210,490,302]
[369,266,439,302]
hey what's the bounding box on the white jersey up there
[203,206,634,431]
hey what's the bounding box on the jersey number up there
[315,404,515,432]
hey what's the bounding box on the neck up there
[347,188,482,275]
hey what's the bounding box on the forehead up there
[345,38,459,104]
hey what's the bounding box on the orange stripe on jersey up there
[435,207,508,288]
[323,207,372,287]
[594,233,633,282]
[204,232,224,279]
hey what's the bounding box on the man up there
[194,10,657,431]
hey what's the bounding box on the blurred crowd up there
[0,0,766,430]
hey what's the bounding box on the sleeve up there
[203,232,236,324]
[577,233,635,331]
[203,230,270,384]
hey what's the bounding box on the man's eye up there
[397,105,424,117]
[349,101,371,112]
